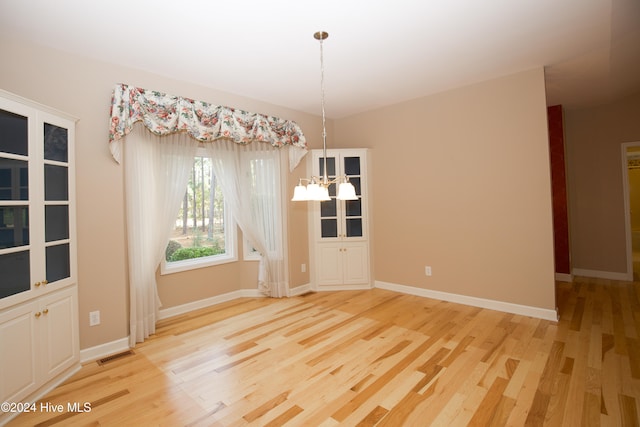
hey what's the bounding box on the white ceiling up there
[1,0,639,118]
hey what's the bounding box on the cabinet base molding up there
[313,283,373,292]
[375,280,558,321]
[0,363,80,425]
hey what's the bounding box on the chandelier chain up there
[319,33,328,184]
[290,31,358,202]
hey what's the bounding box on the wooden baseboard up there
[375,280,558,321]
[80,337,130,364]
[555,272,573,282]
[289,283,313,296]
[158,289,265,320]
[572,268,632,281]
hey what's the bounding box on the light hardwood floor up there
[6,277,640,426]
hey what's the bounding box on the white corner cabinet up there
[0,90,79,419]
[308,148,372,290]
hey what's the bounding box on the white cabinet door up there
[342,243,369,286]
[0,286,78,404]
[0,94,76,309]
[40,286,79,379]
[0,300,39,403]
[317,244,343,286]
[311,149,368,243]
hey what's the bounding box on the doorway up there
[623,142,640,280]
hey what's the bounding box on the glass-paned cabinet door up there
[319,156,338,238]
[0,108,31,298]
[43,121,71,284]
[314,150,367,241]
[343,156,363,238]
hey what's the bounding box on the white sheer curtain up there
[204,140,288,297]
[124,126,199,346]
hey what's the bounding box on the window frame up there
[160,150,237,275]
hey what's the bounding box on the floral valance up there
[108,84,308,168]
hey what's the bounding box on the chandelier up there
[292,31,357,202]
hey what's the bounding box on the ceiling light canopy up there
[292,31,358,202]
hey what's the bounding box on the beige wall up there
[1,34,558,352]
[0,36,315,350]
[334,68,557,310]
[564,92,640,274]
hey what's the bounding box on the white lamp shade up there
[319,186,331,201]
[291,184,308,201]
[304,183,331,201]
[306,183,322,200]
[337,182,358,200]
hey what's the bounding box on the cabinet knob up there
[34,281,41,287]
[43,308,49,315]
[35,312,41,318]
[42,280,48,286]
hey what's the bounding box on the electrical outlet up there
[89,310,100,326]
[301,263,307,273]
[425,266,432,276]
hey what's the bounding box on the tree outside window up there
[164,156,233,270]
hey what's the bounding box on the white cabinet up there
[309,149,371,290]
[40,287,79,380]
[0,299,38,403]
[316,242,369,286]
[0,286,78,404]
[0,91,79,420]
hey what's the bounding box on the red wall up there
[547,105,571,275]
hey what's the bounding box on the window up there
[161,152,236,274]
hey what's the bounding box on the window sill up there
[160,253,238,275]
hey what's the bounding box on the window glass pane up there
[328,182,336,197]
[0,250,30,298]
[45,205,69,242]
[0,206,29,249]
[320,199,336,217]
[350,177,361,196]
[345,199,362,217]
[166,157,226,262]
[345,218,363,237]
[44,164,68,201]
[0,109,28,156]
[0,158,28,200]
[344,157,360,175]
[20,165,28,199]
[321,219,338,238]
[46,243,70,283]
[319,157,335,177]
[44,123,68,162]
